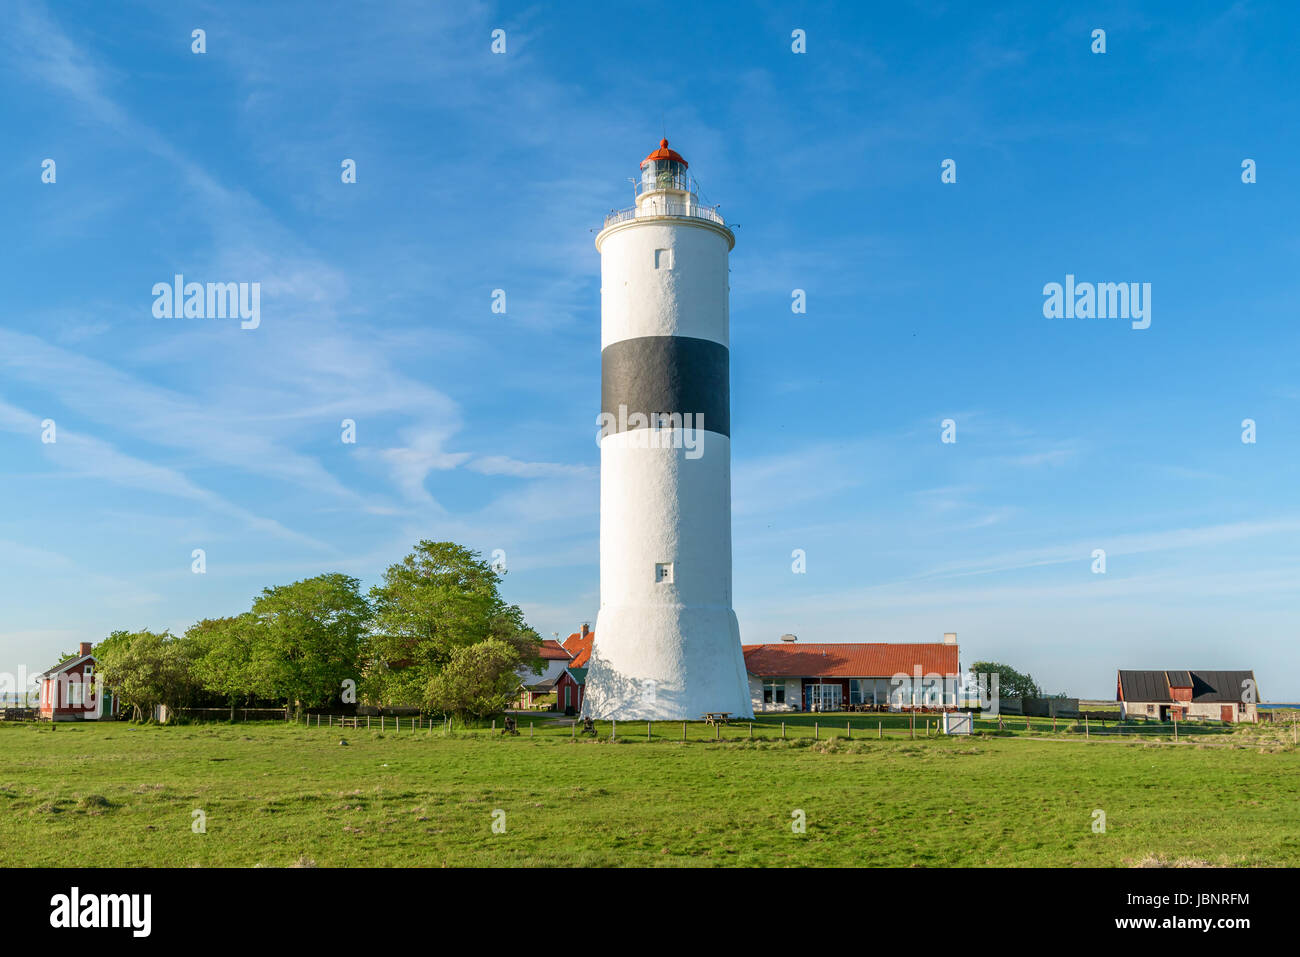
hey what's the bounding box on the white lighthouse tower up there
[585,139,753,720]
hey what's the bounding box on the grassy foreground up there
[1,718,1297,867]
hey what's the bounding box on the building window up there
[68,682,84,708]
[850,679,880,707]
[1147,704,1154,714]
[762,680,785,705]
[84,665,93,675]
[654,562,674,584]
[654,248,673,270]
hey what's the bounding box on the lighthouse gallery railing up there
[603,202,725,229]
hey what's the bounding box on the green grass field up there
[2,716,1297,867]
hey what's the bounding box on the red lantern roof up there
[640,138,688,169]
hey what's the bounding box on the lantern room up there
[637,138,696,200]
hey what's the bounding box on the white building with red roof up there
[516,639,578,709]
[743,634,962,712]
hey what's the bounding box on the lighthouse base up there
[583,604,753,720]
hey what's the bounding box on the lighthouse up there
[584,139,753,720]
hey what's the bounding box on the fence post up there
[1173,715,1178,742]
[572,720,576,740]
[611,719,616,741]
[814,722,818,740]
[781,721,786,740]
[367,715,371,730]
[846,721,850,739]
[715,721,720,741]
[1053,716,1057,733]
[531,722,534,737]
[878,721,882,739]
[1085,715,1090,738]
[749,722,753,739]
[491,719,495,733]
[682,721,686,742]
[646,721,651,741]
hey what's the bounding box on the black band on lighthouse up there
[601,335,729,437]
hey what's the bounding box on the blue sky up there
[2,0,1298,699]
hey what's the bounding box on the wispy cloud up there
[0,398,331,550]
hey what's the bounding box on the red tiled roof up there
[563,631,594,667]
[539,639,571,661]
[742,643,959,678]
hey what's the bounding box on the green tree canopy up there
[969,660,1042,699]
[95,629,199,722]
[366,541,542,707]
[249,573,369,716]
[425,638,523,719]
[188,614,261,719]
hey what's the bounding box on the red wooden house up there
[555,666,587,715]
[37,642,116,722]
[556,624,593,714]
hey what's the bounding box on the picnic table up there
[702,712,731,726]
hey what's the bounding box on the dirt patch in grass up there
[1129,854,1221,868]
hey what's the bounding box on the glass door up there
[807,683,842,712]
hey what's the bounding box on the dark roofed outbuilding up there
[1117,669,1258,723]
[1117,670,1170,702]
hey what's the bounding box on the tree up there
[968,660,1041,700]
[425,639,522,720]
[366,542,542,708]
[249,573,369,717]
[188,615,260,720]
[95,630,199,722]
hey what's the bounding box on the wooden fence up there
[176,707,290,722]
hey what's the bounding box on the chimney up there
[581,623,590,637]
[942,632,957,645]
[780,633,798,643]
[79,642,93,657]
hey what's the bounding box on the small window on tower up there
[655,562,674,584]
[654,248,673,270]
